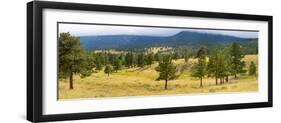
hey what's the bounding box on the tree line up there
[191,43,257,88]
[59,32,257,90]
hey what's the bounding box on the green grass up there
[59,55,258,99]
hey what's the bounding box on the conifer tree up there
[137,53,145,67]
[155,55,178,89]
[59,32,95,89]
[104,65,113,76]
[191,47,207,87]
[184,48,190,63]
[207,49,220,85]
[113,58,122,72]
[248,61,257,76]
[229,43,246,78]
[145,53,154,65]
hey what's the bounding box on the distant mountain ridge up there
[79,31,258,50]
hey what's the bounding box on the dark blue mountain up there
[80,35,166,50]
[79,31,257,50]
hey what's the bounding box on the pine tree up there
[216,50,227,84]
[184,48,190,63]
[221,47,232,83]
[104,65,113,76]
[132,53,138,67]
[154,53,163,61]
[207,48,232,85]
[59,32,95,89]
[80,51,96,78]
[229,43,246,78]
[145,53,154,65]
[95,56,103,71]
[248,61,257,76]
[137,53,145,67]
[155,55,178,89]
[207,49,220,85]
[125,52,132,68]
[119,54,126,66]
[173,49,180,59]
[113,58,122,72]
[191,47,207,87]
[125,52,138,68]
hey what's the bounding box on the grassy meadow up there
[58,54,258,100]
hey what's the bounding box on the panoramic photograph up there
[58,23,259,100]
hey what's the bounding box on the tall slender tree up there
[221,47,232,83]
[137,53,145,67]
[95,56,103,71]
[229,43,246,78]
[145,53,154,65]
[113,58,122,72]
[207,49,220,85]
[125,52,133,68]
[184,48,190,63]
[191,47,207,87]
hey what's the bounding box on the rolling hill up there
[79,31,258,50]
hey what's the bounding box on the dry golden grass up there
[59,55,258,100]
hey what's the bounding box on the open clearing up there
[59,55,258,99]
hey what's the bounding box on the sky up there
[59,23,259,38]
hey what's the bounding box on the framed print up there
[27,1,273,122]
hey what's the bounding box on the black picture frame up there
[27,1,273,122]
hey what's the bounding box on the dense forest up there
[80,31,258,54]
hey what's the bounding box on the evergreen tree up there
[173,49,180,59]
[59,32,95,89]
[207,48,232,85]
[119,54,126,66]
[229,43,246,78]
[154,53,163,61]
[155,55,178,89]
[216,50,227,84]
[132,53,138,67]
[97,51,108,66]
[125,52,138,68]
[221,47,232,83]
[248,61,257,76]
[113,58,122,72]
[207,49,220,85]
[191,47,207,87]
[145,53,154,65]
[184,48,190,63]
[137,53,145,67]
[95,56,103,71]
[104,65,113,76]
[125,52,132,67]
[80,52,96,78]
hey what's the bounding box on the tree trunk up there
[215,76,218,85]
[69,72,74,89]
[234,74,237,79]
[164,80,168,89]
[107,73,109,77]
[226,76,229,83]
[200,78,203,87]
